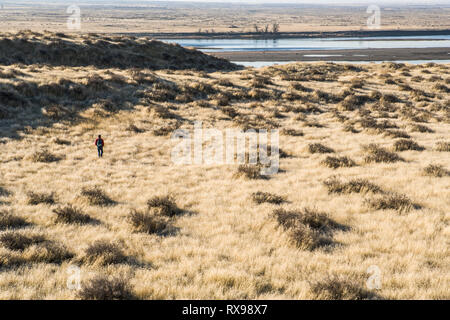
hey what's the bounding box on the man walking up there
[95,135,105,158]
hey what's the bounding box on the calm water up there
[163,35,450,52]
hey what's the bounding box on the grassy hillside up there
[0,33,449,299]
[0,31,237,70]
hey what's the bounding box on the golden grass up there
[0,37,449,299]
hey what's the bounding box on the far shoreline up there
[119,29,450,40]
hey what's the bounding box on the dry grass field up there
[0,31,449,300]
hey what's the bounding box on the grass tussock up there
[410,124,434,133]
[343,124,359,134]
[365,193,417,213]
[152,122,179,136]
[303,120,324,128]
[383,130,411,139]
[78,276,135,300]
[0,186,10,197]
[27,191,55,205]
[0,211,28,230]
[128,209,170,234]
[435,142,450,152]
[310,275,378,300]
[281,128,304,136]
[53,205,93,225]
[286,224,333,251]
[339,94,369,111]
[81,187,115,206]
[308,143,334,154]
[272,208,343,250]
[82,240,127,266]
[393,139,425,152]
[251,192,285,205]
[321,156,356,169]
[126,124,145,134]
[362,144,403,163]
[423,164,449,178]
[221,106,239,119]
[0,252,25,268]
[324,177,383,194]
[147,195,182,217]
[0,232,45,251]
[234,165,264,180]
[30,150,62,163]
[53,138,71,146]
[22,241,74,264]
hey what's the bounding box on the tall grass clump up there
[310,275,379,300]
[393,139,424,152]
[410,124,434,133]
[27,192,56,205]
[251,192,285,205]
[30,150,62,163]
[82,240,127,266]
[0,232,45,251]
[365,193,417,213]
[234,165,264,180]
[323,177,383,194]
[272,208,344,250]
[321,156,356,169]
[78,275,136,300]
[147,195,182,217]
[362,144,403,163]
[0,211,28,230]
[128,209,170,234]
[308,143,334,154]
[53,205,93,224]
[81,187,115,206]
[435,142,450,152]
[22,241,74,264]
[423,164,449,177]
